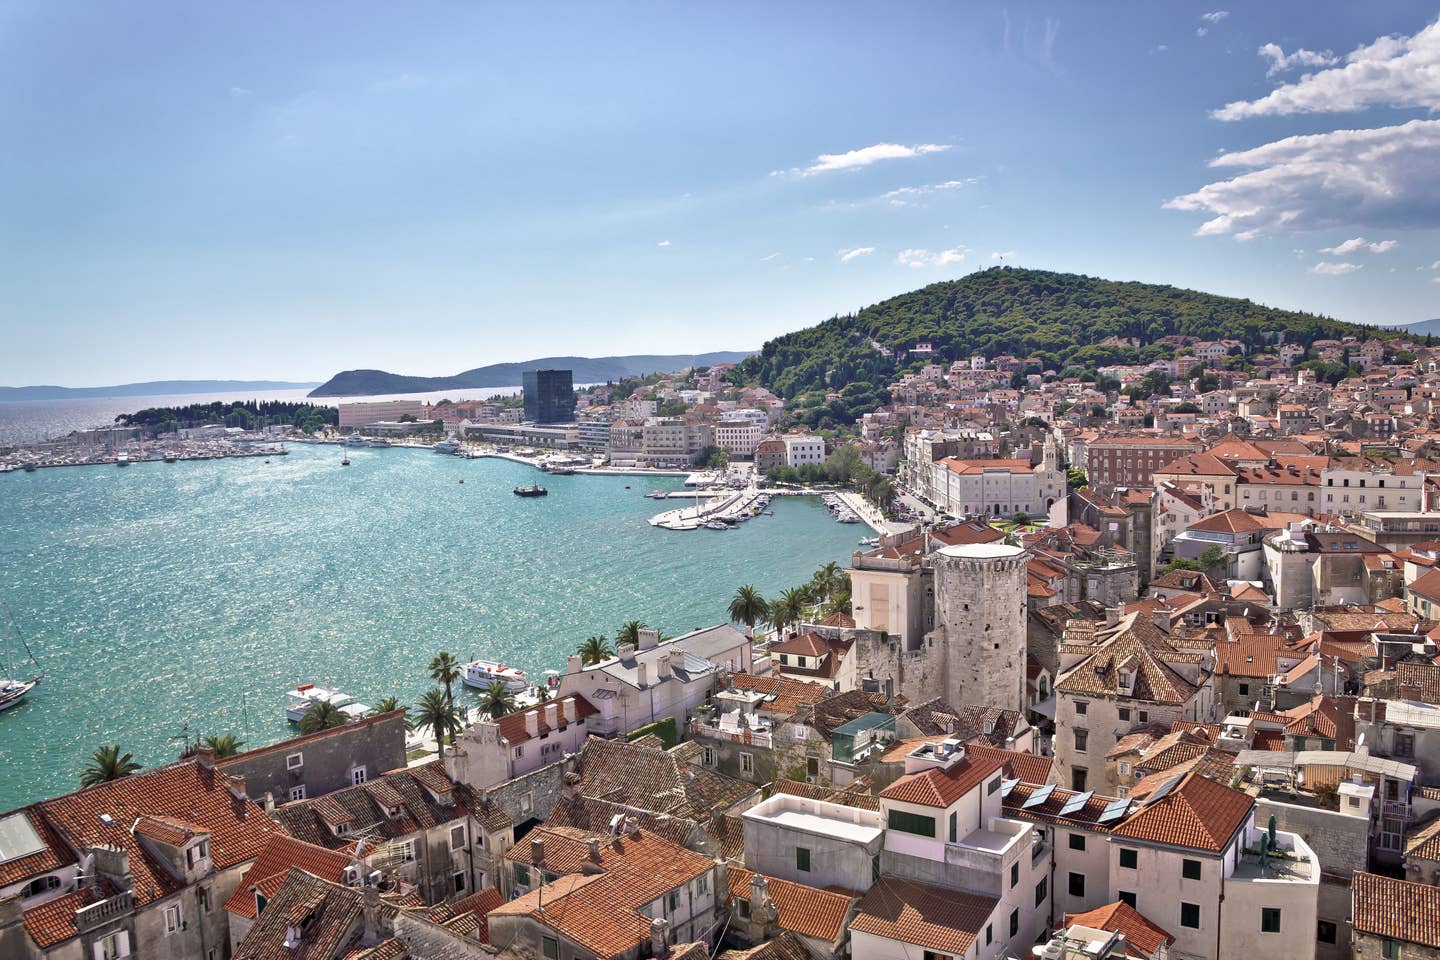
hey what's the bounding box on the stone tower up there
[929,542,1029,713]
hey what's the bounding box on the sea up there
[0,386,533,446]
[0,438,863,810]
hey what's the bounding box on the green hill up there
[733,267,1393,426]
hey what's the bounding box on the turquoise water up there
[0,445,860,809]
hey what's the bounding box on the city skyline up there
[3,2,1438,386]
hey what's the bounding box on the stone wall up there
[1257,798,1369,960]
[218,710,407,804]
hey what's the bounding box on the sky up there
[1,2,1438,386]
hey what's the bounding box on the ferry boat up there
[284,684,371,724]
[116,453,130,467]
[460,659,529,692]
[514,484,548,497]
[433,439,461,454]
[343,434,368,447]
[704,518,729,530]
[366,438,392,448]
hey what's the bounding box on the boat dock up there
[649,487,768,531]
[833,491,911,536]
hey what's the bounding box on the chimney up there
[650,917,671,956]
[638,628,661,650]
[713,859,727,901]
[626,817,641,838]
[567,654,584,674]
[637,663,648,687]
[562,697,578,723]
[361,885,383,946]
[617,642,637,660]
[1105,606,1122,627]
[587,838,602,863]
[1153,606,1172,634]
[226,774,248,803]
[263,791,276,814]
[657,656,672,681]
[191,745,216,768]
[530,838,546,869]
[0,895,25,960]
[524,711,540,737]
[544,702,559,729]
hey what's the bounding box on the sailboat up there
[0,605,43,713]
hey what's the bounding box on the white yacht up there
[284,683,370,723]
[460,659,528,692]
[433,439,461,455]
[342,434,368,446]
[116,453,130,466]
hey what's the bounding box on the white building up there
[784,434,826,467]
[715,420,765,459]
[930,439,1064,519]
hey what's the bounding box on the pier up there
[649,487,768,531]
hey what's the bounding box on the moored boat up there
[285,683,369,724]
[0,605,43,714]
[514,484,548,497]
[433,439,461,454]
[460,658,528,692]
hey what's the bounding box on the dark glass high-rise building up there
[522,369,576,423]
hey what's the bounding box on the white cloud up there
[838,247,875,262]
[788,142,951,176]
[229,86,252,98]
[1196,27,1208,37]
[1164,119,1440,237]
[1320,237,1398,255]
[881,178,978,207]
[991,250,1017,260]
[759,252,780,262]
[896,247,967,268]
[1258,43,1338,76]
[1215,18,1440,120]
[657,240,671,247]
[1310,261,1362,275]
[1201,10,1229,23]
[1431,260,1440,269]
[1432,275,1440,284]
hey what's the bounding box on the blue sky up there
[1,2,1437,386]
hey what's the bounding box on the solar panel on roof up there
[1021,783,1056,810]
[1145,773,1185,805]
[1000,778,1019,799]
[1097,798,1131,824]
[1058,790,1094,818]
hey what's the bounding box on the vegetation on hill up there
[115,399,338,435]
[732,267,1391,426]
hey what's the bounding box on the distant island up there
[1396,317,1440,336]
[0,379,322,402]
[308,352,756,397]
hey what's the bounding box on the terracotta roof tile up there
[879,757,1004,808]
[1064,901,1175,959]
[0,806,75,887]
[223,834,355,919]
[1108,771,1252,853]
[727,867,854,942]
[851,877,997,954]
[494,695,599,746]
[1353,872,1440,949]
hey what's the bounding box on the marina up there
[0,442,862,809]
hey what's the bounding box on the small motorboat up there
[514,484,548,497]
[285,684,369,723]
[460,659,529,691]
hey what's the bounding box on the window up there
[1068,873,1085,898]
[1069,833,1086,851]
[1119,848,1137,869]
[543,936,559,960]
[1181,902,1200,929]
[286,752,303,769]
[1395,733,1416,758]
[1010,862,1019,888]
[667,890,680,912]
[454,871,466,894]
[1317,920,1337,944]
[1118,762,1131,778]
[1072,768,1088,791]
[451,825,466,850]
[949,812,957,843]
[1238,682,1250,696]
[986,925,993,946]
[1382,938,1402,959]
[197,886,210,911]
[888,810,937,837]
[1009,909,1019,938]
[1182,859,1202,881]
[1118,708,1131,721]
[515,746,524,759]
[98,931,129,960]
[923,953,954,960]
[397,840,417,863]
[1118,891,1136,908]
[1138,711,1148,723]
[796,847,811,873]
[1262,908,1281,933]
[288,785,306,801]
[740,753,754,774]
[1035,877,1048,907]
[1075,701,1088,715]
[21,875,61,899]
[164,904,182,935]
[351,766,367,785]
[703,747,716,766]
[696,874,708,897]
[1074,729,1088,751]
[514,864,531,887]
[987,776,1001,795]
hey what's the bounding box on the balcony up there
[690,719,773,748]
[1232,829,1318,885]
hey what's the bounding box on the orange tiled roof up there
[725,673,830,717]
[878,756,1004,809]
[0,806,74,887]
[223,834,355,919]
[727,867,854,942]
[851,877,997,954]
[23,882,112,948]
[1353,872,1440,949]
[494,695,599,746]
[1108,771,1252,853]
[1064,901,1175,959]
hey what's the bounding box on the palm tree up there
[80,745,142,787]
[576,635,615,665]
[413,688,462,761]
[809,562,844,604]
[769,587,811,637]
[476,681,518,720]
[299,700,348,734]
[615,620,647,648]
[201,733,245,758]
[728,585,769,639]
[429,651,462,709]
[371,696,407,718]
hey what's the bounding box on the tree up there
[769,587,810,636]
[413,688,462,760]
[1198,545,1227,572]
[80,745,142,787]
[577,635,616,665]
[299,700,348,734]
[201,733,245,758]
[616,620,647,648]
[372,696,406,717]
[398,414,418,423]
[1066,468,1087,491]
[1011,512,1031,526]
[475,682,518,720]
[728,585,770,639]
[429,651,462,710]
[809,562,845,604]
